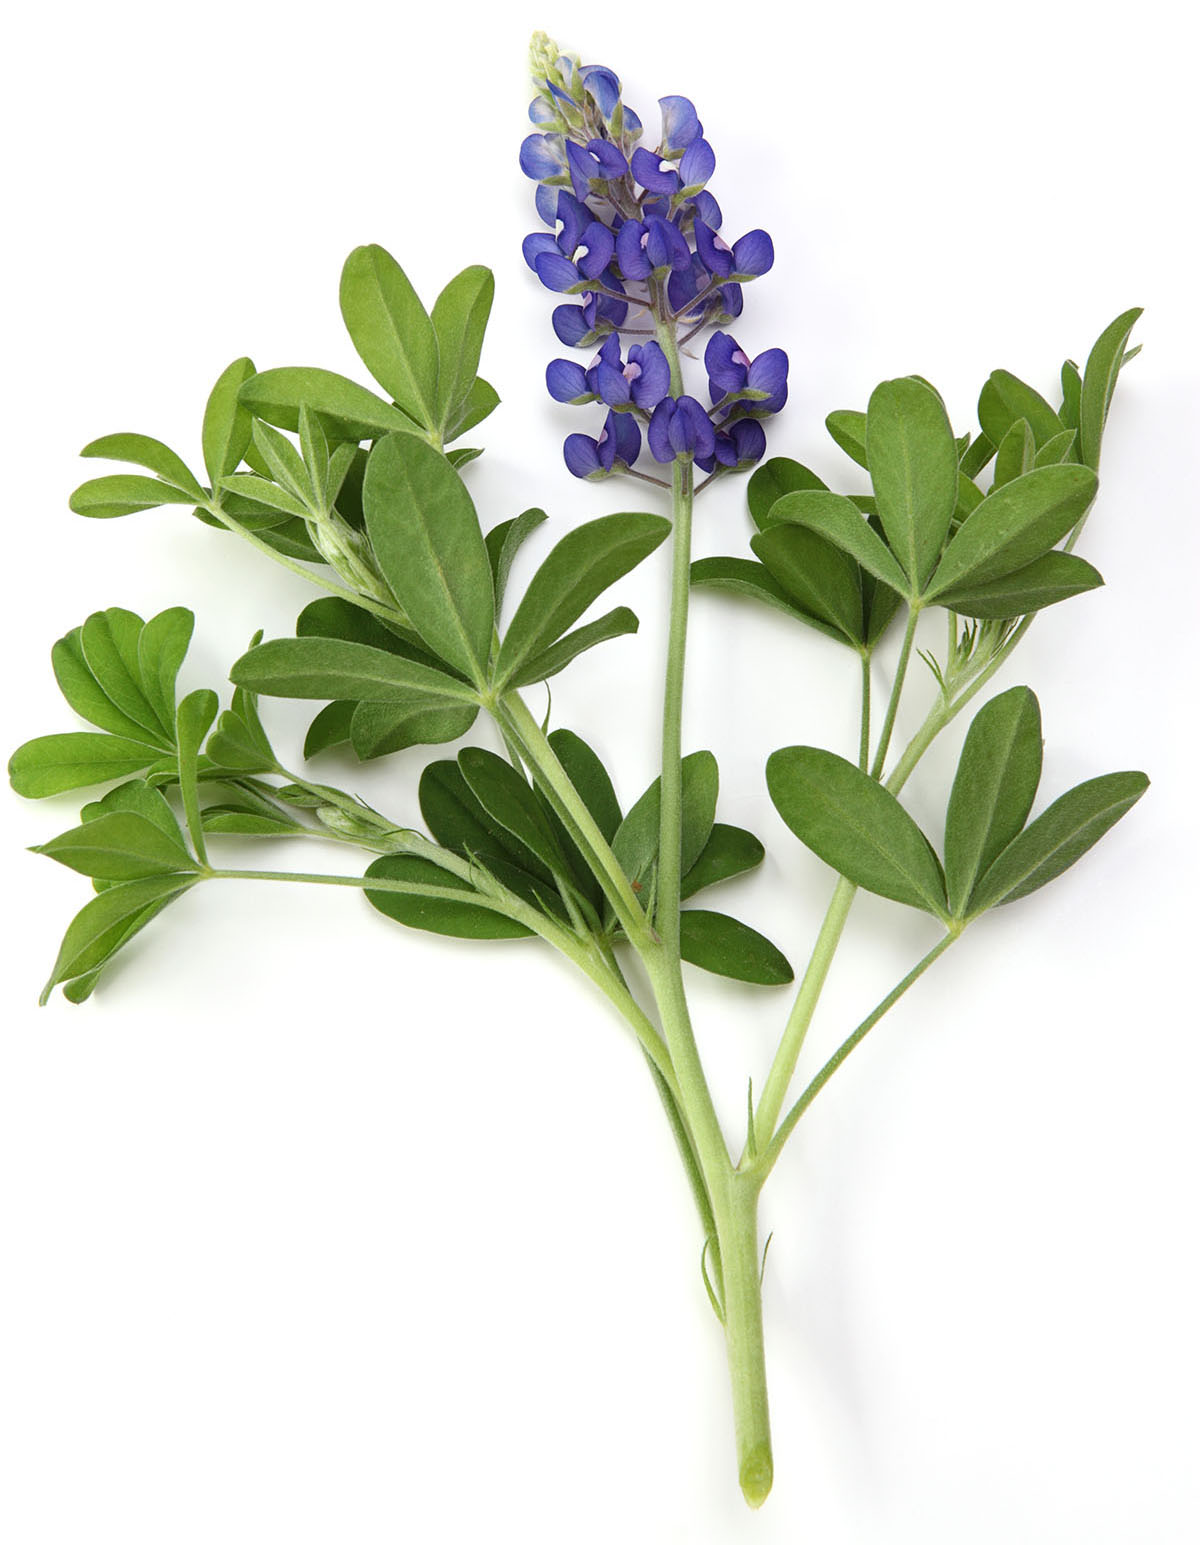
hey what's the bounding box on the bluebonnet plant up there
[521,34,785,487]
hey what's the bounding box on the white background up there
[2,2,1197,1540]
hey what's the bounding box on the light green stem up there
[859,651,872,771]
[870,604,921,780]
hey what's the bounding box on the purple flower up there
[678,138,715,193]
[546,359,592,403]
[659,95,703,153]
[615,216,692,280]
[519,133,567,181]
[563,410,642,479]
[647,396,716,463]
[566,138,628,199]
[704,334,789,413]
[624,341,671,409]
[694,222,774,281]
[631,146,682,197]
[580,65,622,118]
[551,288,628,347]
[695,419,767,473]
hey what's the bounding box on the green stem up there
[712,1172,773,1508]
[858,650,872,771]
[759,931,958,1179]
[870,604,920,780]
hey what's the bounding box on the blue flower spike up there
[523,34,784,486]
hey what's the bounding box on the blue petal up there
[592,290,629,328]
[564,434,603,479]
[747,348,789,406]
[522,232,561,272]
[705,332,750,395]
[631,146,681,195]
[731,419,767,465]
[659,95,702,152]
[529,98,557,125]
[581,66,621,118]
[615,220,651,280]
[628,341,671,409]
[555,191,591,255]
[547,360,591,402]
[679,138,716,191]
[690,191,722,230]
[565,140,597,200]
[678,396,715,458]
[595,362,631,407]
[717,283,744,320]
[694,220,732,277]
[623,106,644,137]
[609,411,642,466]
[552,305,592,346]
[534,252,582,292]
[535,182,559,226]
[576,220,616,278]
[519,133,565,181]
[730,229,775,278]
[648,401,676,463]
[587,137,627,178]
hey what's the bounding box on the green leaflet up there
[81,778,186,847]
[52,627,163,743]
[362,434,495,684]
[1034,428,1077,468]
[231,637,478,706]
[1059,360,1083,433]
[485,508,548,608]
[507,606,640,687]
[9,732,164,797]
[689,556,826,629]
[34,811,198,881]
[69,474,197,520]
[750,523,864,647]
[79,610,168,738]
[219,474,309,521]
[349,699,478,760]
[825,409,868,469]
[679,910,793,986]
[494,512,670,688]
[420,759,553,885]
[680,823,765,899]
[39,874,196,1004]
[944,687,1043,917]
[431,265,495,431]
[203,357,256,486]
[546,728,623,843]
[303,701,355,758]
[250,420,314,507]
[364,855,534,941]
[612,750,718,898]
[936,551,1103,618]
[767,490,911,596]
[1079,308,1142,470]
[746,455,829,531]
[967,771,1149,914]
[926,464,1098,600]
[447,377,500,440]
[340,244,440,430]
[458,747,571,884]
[866,377,959,590]
[136,608,194,730]
[991,419,1037,491]
[977,370,1064,451]
[239,366,422,441]
[80,434,204,499]
[766,746,947,915]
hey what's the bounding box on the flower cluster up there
[520,35,787,484]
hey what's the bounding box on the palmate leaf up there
[750,523,864,647]
[458,747,572,885]
[977,369,1064,451]
[420,760,555,887]
[767,746,947,915]
[866,377,959,590]
[39,874,197,1004]
[340,244,441,431]
[80,434,204,499]
[768,491,910,597]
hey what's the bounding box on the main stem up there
[650,301,772,1506]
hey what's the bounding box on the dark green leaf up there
[296,595,429,660]
[340,244,440,429]
[365,854,534,940]
[680,823,764,899]
[431,265,494,431]
[175,689,218,854]
[1079,308,1142,469]
[69,474,196,519]
[81,779,186,847]
[679,910,793,985]
[349,698,478,759]
[955,471,985,522]
[1059,360,1082,433]
[35,812,197,881]
[231,637,478,706]
[494,512,670,688]
[936,550,1103,618]
[746,456,829,531]
[612,750,718,895]
[362,434,495,684]
[203,357,256,486]
[1034,428,1077,467]
[968,771,1148,914]
[960,433,996,480]
[991,419,1036,490]
[447,446,483,469]
[9,732,163,797]
[926,464,1098,599]
[826,409,868,469]
[486,507,548,608]
[51,627,161,742]
[81,434,204,499]
[751,524,864,647]
[239,366,421,441]
[944,687,1042,917]
[508,607,639,687]
[419,759,551,883]
[866,377,959,589]
[546,728,623,843]
[767,490,911,596]
[447,376,500,439]
[458,747,570,882]
[978,370,1064,450]
[39,875,196,1004]
[766,746,947,914]
[303,700,356,757]
[690,556,825,627]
